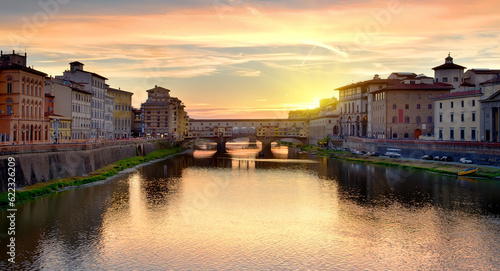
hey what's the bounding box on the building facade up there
[45,78,92,141]
[370,76,451,139]
[434,90,482,141]
[57,62,108,141]
[141,85,186,140]
[107,87,133,139]
[0,51,48,144]
[336,74,400,137]
[480,75,500,142]
[104,93,114,140]
[132,108,142,137]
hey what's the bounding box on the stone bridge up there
[185,118,309,154]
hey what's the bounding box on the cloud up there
[234,70,261,77]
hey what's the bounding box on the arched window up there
[427,116,433,123]
[405,104,409,109]
[404,116,410,123]
[393,104,397,109]
[428,104,432,109]
[404,133,409,139]
[392,116,397,123]
[393,133,398,139]
[416,104,421,109]
[416,116,421,124]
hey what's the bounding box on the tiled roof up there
[0,63,47,77]
[433,89,482,100]
[372,82,453,93]
[335,79,398,91]
[480,74,500,85]
[469,69,500,74]
[432,62,466,70]
[107,87,134,95]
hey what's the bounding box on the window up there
[393,104,397,109]
[439,102,442,109]
[439,128,443,140]
[428,104,432,109]
[392,116,397,123]
[7,105,12,115]
[461,100,464,107]
[454,77,459,82]
[443,77,448,82]
[404,116,410,123]
[450,113,454,122]
[7,83,12,93]
[461,113,464,122]
[418,94,421,99]
[406,94,409,99]
[472,100,476,107]
[417,104,421,109]
[439,114,443,122]
[472,111,476,122]
[460,128,465,140]
[450,128,454,140]
[405,104,409,109]
[451,101,454,108]
[427,116,432,123]
[428,94,432,98]
[471,128,476,140]
[404,133,409,139]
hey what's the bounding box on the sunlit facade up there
[0,51,49,144]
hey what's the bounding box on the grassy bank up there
[318,149,500,179]
[0,147,185,207]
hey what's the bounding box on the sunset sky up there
[1,0,499,119]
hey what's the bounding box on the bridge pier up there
[259,137,274,158]
[216,136,226,155]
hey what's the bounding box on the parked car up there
[460,158,473,164]
[369,152,380,157]
[433,156,440,161]
[421,155,430,160]
[439,156,452,162]
[385,152,401,158]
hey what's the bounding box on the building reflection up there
[318,158,500,215]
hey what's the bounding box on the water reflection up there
[1,151,500,270]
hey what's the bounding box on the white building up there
[45,78,92,141]
[104,93,114,140]
[57,62,108,141]
[432,55,500,141]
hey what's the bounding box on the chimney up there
[373,74,380,80]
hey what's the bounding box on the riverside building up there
[107,87,133,139]
[57,62,108,141]
[0,51,48,144]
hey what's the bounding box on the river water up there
[1,149,500,270]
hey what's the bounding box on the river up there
[1,149,500,270]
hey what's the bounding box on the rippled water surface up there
[1,151,500,270]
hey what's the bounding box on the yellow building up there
[107,87,133,139]
[49,115,72,143]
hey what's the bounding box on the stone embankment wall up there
[0,139,170,192]
[344,137,500,166]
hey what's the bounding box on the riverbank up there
[0,147,185,207]
[318,149,500,179]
